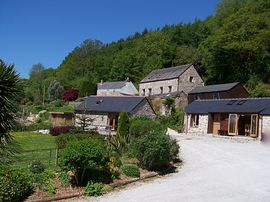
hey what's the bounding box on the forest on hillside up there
[21,0,270,103]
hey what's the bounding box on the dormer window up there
[148,88,152,96]
[160,87,163,94]
[189,76,194,83]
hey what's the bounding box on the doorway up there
[238,115,251,136]
[108,113,119,131]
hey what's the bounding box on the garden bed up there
[25,169,159,202]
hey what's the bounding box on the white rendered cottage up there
[97,80,138,96]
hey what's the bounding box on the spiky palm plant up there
[0,60,21,164]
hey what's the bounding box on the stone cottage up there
[75,96,156,135]
[139,64,204,114]
[188,82,249,103]
[97,79,138,96]
[184,98,270,140]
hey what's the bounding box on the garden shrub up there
[0,167,34,202]
[49,125,74,136]
[84,181,103,196]
[29,160,45,174]
[129,117,165,139]
[121,165,140,178]
[60,139,109,185]
[62,89,79,101]
[55,130,100,149]
[170,139,180,162]
[29,169,55,188]
[42,180,57,195]
[107,156,121,179]
[58,171,71,187]
[132,132,174,171]
[26,121,53,131]
[157,109,184,132]
[109,112,130,155]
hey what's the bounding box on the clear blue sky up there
[0,0,220,78]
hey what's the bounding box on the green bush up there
[84,181,103,196]
[0,167,34,202]
[132,132,174,170]
[29,160,46,174]
[121,165,140,178]
[26,121,53,131]
[42,180,57,195]
[60,139,109,185]
[58,171,71,187]
[170,139,180,162]
[129,118,165,139]
[157,109,184,132]
[55,131,100,149]
[29,169,55,188]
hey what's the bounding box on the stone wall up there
[131,99,156,119]
[262,115,270,138]
[139,65,203,100]
[139,78,178,96]
[185,114,208,134]
[75,113,108,133]
[178,65,204,94]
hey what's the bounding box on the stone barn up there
[139,64,204,114]
[75,96,156,135]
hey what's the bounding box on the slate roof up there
[97,81,127,90]
[140,64,192,83]
[75,96,146,113]
[185,98,270,115]
[189,82,240,94]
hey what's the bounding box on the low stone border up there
[28,172,159,202]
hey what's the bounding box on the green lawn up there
[11,132,57,168]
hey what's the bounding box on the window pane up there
[229,114,236,133]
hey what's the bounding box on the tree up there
[62,89,79,101]
[200,0,270,87]
[28,63,45,103]
[48,80,64,101]
[75,114,94,131]
[0,60,21,164]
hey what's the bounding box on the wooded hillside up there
[23,0,270,103]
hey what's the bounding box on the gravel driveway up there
[72,135,270,202]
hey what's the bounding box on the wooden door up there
[250,114,258,137]
[213,114,221,134]
[228,114,238,136]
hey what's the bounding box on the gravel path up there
[70,135,270,202]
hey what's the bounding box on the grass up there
[12,132,56,150]
[11,132,57,168]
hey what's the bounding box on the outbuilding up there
[75,96,156,134]
[185,98,270,140]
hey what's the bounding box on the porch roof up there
[185,98,270,115]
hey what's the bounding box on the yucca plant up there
[0,60,21,164]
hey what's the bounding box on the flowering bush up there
[49,126,74,136]
[62,89,79,101]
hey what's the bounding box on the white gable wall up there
[120,82,139,95]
